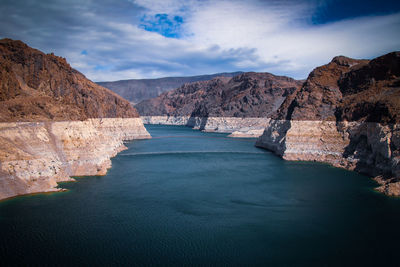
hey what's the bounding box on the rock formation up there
[136,72,302,137]
[0,39,150,200]
[97,72,242,104]
[256,52,400,196]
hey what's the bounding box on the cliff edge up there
[256,52,400,195]
[136,72,302,136]
[0,39,150,200]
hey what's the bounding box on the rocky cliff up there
[137,72,302,137]
[0,39,150,200]
[0,38,139,122]
[256,52,400,195]
[97,72,242,104]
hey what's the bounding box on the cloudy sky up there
[1,0,399,81]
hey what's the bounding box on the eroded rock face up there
[274,56,369,121]
[256,120,399,173]
[0,39,151,200]
[141,116,271,138]
[0,38,139,122]
[136,72,301,136]
[257,52,400,196]
[137,72,301,118]
[0,119,150,200]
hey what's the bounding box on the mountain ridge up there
[97,72,243,104]
[135,72,303,118]
[0,38,139,122]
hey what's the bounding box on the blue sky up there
[139,14,184,38]
[0,0,399,81]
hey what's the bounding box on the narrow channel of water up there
[1,125,399,266]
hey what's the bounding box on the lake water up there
[1,125,400,266]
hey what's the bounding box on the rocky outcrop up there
[137,72,302,137]
[98,72,242,104]
[256,120,398,173]
[256,52,400,195]
[0,39,151,200]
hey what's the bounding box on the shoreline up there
[141,115,270,138]
[255,119,400,196]
[143,117,400,196]
[0,118,151,201]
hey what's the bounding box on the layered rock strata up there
[137,72,302,137]
[141,115,270,137]
[0,118,150,200]
[256,52,400,195]
[0,39,151,200]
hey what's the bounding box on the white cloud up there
[180,0,400,77]
[1,0,399,81]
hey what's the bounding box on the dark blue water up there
[1,125,400,266]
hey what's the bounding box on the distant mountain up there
[135,72,302,117]
[97,72,243,104]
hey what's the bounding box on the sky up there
[0,0,399,81]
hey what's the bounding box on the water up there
[1,125,400,266]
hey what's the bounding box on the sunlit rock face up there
[141,116,271,138]
[0,39,150,200]
[0,118,150,200]
[256,52,400,196]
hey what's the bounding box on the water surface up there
[1,125,400,266]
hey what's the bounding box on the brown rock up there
[257,51,400,196]
[0,39,150,200]
[275,52,400,124]
[0,38,139,122]
[274,56,369,121]
[97,72,242,104]
[135,72,302,118]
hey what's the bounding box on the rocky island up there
[0,39,150,200]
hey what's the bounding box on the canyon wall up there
[141,115,270,137]
[0,118,150,200]
[137,72,301,137]
[256,120,400,195]
[0,39,151,200]
[256,52,400,195]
